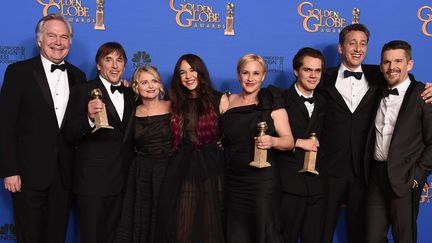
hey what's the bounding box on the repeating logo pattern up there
[297,2,347,33]
[169,0,225,29]
[132,51,152,69]
[417,6,432,36]
[37,0,95,24]
[0,46,25,64]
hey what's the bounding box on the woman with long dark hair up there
[155,54,228,243]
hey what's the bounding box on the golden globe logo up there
[37,0,94,24]
[169,0,224,29]
[297,2,346,33]
[417,6,432,37]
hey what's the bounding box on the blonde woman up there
[116,65,173,243]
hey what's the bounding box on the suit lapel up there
[324,67,351,112]
[305,95,323,136]
[288,86,309,121]
[32,57,55,112]
[96,78,122,127]
[391,81,417,143]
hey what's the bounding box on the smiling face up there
[338,30,368,70]
[380,49,413,88]
[179,60,199,94]
[37,19,71,64]
[97,51,125,85]
[294,56,322,96]
[238,60,266,95]
[136,71,162,100]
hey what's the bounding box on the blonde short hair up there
[131,65,165,99]
[237,54,266,74]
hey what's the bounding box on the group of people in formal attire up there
[1,13,432,243]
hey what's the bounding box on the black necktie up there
[344,70,363,80]
[110,84,124,94]
[50,64,66,72]
[382,88,399,98]
[300,96,315,104]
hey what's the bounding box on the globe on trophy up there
[95,0,106,30]
[352,8,360,24]
[224,2,235,36]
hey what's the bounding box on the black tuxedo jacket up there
[365,78,432,197]
[0,56,86,189]
[319,64,385,180]
[278,84,326,196]
[65,77,134,196]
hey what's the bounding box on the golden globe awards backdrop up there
[0,0,431,242]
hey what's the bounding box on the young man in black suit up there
[364,40,432,243]
[0,13,86,243]
[319,23,386,243]
[65,42,134,243]
[279,47,326,243]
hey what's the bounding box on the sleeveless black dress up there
[115,114,173,243]
[154,98,225,243]
[220,88,284,243]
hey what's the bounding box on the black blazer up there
[364,78,432,197]
[278,84,326,196]
[65,77,135,196]
[319,64,385,180]
[0,56,86,189]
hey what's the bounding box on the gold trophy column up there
[91,88,113,132]
[299,133,319,175]
[250,122,271,168]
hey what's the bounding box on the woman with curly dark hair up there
[155,54,228,243]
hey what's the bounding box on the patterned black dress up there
[115,113,173,243]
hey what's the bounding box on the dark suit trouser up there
[280,192,324,243]
[11,169,70,243]
[365,163,422,243]
[322,173,366,243]
[78,193,122,243]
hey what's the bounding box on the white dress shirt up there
[41,55,69,127]
[294,82,315,118]
[335,64,369,113]
[374,78,411,161]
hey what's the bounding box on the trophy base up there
[95,24,106,30]
[249,161,271,168]
[92,125,114,133]
[224,30,235,36]
[298,168,319,175]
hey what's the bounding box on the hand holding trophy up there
[298,133,319,175]
[250,122,271,168]
[90,88,113,132]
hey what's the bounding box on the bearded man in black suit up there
[364,40,432,243]
[0,13,86,243]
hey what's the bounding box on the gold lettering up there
[417,6,432,36]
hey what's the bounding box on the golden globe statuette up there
[91,88,113,132]
[95,0,106,30]
[299,133,319,175]
[224,2,235,36]
[250,122,271,168]
[352,8,360,24]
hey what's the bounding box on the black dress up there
[155,98,225,243]
[115,114,173,243]
[220,88,283,243]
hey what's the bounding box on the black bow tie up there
[300,96,315,104]
[382,88,399,98]
[51,64,66,72]
[110,84,124,94]
[344,70,363,80]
